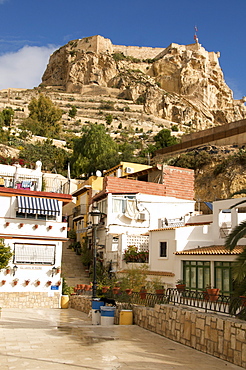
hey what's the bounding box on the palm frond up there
[225,221,246,250]
[230,189,246,197]
[229,189,246,209]
[232,249,246,282]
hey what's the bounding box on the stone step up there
[61,242,90,287]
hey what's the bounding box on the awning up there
[17,196,60,216]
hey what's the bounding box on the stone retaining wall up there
[133,304,246,369]
[69,296,246,368]
[0,292,60,308]
[69,294,92,314]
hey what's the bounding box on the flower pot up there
[36,281,41,286]
[112,287,120,295]
[25,280,30,286]
[176,284,186,292]
[5,269,10,275]
[140,289,147,299]
[125,288,133,295]
[240,296,246,307]
[155,288,165,296]
[47,281,52,286]
[206,288,220,302]
[102,286,110,293]
[13,280,18,286]
[1,280,6,285]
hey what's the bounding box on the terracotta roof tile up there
[175,245,244,255]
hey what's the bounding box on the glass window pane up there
[204,268,210,288]
[223,269,230,291]
[215,269,222,290]
[197,267,203,289]
[190,267,196,288]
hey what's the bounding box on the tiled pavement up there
[0,308,243,370]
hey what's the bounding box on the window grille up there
[14,243,55,264]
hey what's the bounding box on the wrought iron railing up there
[73,204,87,218]
[97,288,246,318]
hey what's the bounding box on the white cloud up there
[0,45,58,90]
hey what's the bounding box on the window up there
[214,261,234,294]
[160,241,167,257]
[14,243,56,265]
[183,261,210,291]
[98,199,107,214]
[16,212,56,221]
[112,195,136,213]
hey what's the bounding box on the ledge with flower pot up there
[205,287,220,302]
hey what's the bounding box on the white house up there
[0,165,72,308]
[148,197,246,294]
[90,175,195,272]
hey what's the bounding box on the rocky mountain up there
[42,35,246,132]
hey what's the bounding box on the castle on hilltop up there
[69,35,220,64]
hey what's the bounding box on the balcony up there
[0,174,41,191]
[73,204,87,219]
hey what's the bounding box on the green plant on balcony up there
[68,229,76,240]
[123,245,149,263]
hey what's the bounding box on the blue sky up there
[0,0,245,99]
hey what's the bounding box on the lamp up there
[89,204,102,298]
[51,266,57,277]
[12,265,18,276]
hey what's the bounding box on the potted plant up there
[125,288,133,295]
[112,285,120,295]
[36,280,41,286]
[151,277,165,296]
[101,286,110,293]
[176,279,186,292]
[1,280,6,285]
[140,286,147,299]
[206,286,220,302]
[24,279,30,286]
[5,267,10,275]
[13,278,19,286]
[68,228,76,241]
[46,280,52,286]
[61,277,74,309]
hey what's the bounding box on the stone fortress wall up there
[73,35,220,62]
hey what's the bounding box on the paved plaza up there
[0,308,243,369]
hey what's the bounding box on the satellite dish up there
[96,170,102,177]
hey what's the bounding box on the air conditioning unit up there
[138,212,146,221]
[125,167,134,174]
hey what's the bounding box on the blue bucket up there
[100,306,116,317]
[92,299,105,310]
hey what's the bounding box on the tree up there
[1,107,14,126]
[71,123,119,177]
[68,106,77,119]
[0,241,13,269]
[225,190,246,300]
[19,140,69,176]
[153,128,179,149]
[22,94,62,138]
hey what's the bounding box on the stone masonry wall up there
[133,304,246,368]
[69,295,246,368]
[0,292,60,308]
[69,294,91,314]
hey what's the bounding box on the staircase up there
[61,242,90,288]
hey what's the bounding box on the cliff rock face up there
[41,35,246,131]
